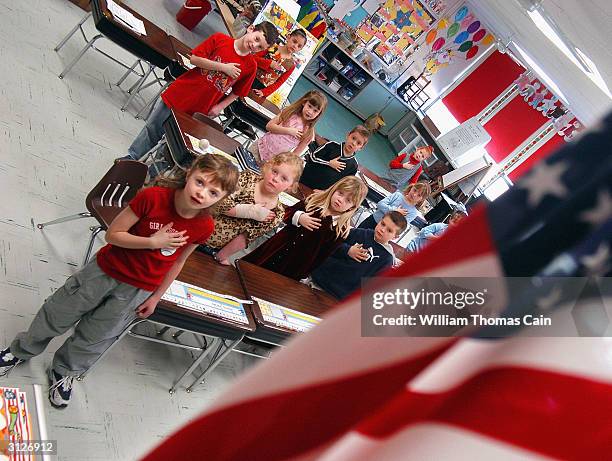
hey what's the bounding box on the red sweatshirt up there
[388,152,423,184]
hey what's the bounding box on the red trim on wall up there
[442,51,525,123]
[508,133,565,181]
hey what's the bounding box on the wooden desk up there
[164,108,241,169]
[236,260,337,344]
[154,252,255,392]
[158,252,255,333]
[213,0,239,38]
[168,35,193,77]
[93,0,176,69]
[243,90,281,118]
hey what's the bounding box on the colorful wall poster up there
[357,0,435,63]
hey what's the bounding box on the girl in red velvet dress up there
[243,176,367,280]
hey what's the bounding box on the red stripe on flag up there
[142,342,454,461]
[357,366,612,460]
[389,205,495,278]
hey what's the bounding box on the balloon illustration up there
[447,22,459,38]
[454,6,468,22]
[432,37,445,51]
[425,29,437,44]
[482,33,495,45]
[467,21,481,33]
[437,18,448,30]
[472,29,486,42]
[458,40,473,52]
[454,31,469,44]
[466,45,479,59]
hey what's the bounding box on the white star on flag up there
[581,243,610,276]
[580,189,612,226]
[520,160,569,207]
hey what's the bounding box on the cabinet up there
[350,83,390,118]
[304,42,373,105]
[303,40,413,134]
[379,99,409,135]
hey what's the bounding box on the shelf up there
[304,71,360,106]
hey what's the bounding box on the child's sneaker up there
[0,347,24,377]
[48,368,74,409]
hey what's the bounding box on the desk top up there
[243,91,281,118]
[95,0,176,68]
[236,260,336,335]
[159,252,255,331]
[171,109,241,156]
[213,0,239,39]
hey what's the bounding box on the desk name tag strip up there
[106,0,147,36]
[279,192,299,207]
[162,280,251,324]
[243,98,277,119]
[1,387,34,460]
[251,297,320,333]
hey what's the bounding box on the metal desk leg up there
[185,336,243,393]
[169,337,222,394]
[54,12,91,52]
[135,82,169,120]
[121,63,154,112]
[58,33,103,79]
[116,58,142,87]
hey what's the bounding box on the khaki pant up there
[11,259,152,376]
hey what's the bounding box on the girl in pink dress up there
[251,90,328,163]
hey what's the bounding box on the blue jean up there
[127,99,171,160]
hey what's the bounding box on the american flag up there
[142,114,612,461]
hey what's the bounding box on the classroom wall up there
[288,77,397,175]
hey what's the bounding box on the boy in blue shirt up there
[406,210,467,252]
[310,211,407,300]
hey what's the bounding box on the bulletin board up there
[357,0,435,65]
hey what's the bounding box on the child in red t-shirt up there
[0,155,239,409]
[125,22,279,162]
[252,28,307,98]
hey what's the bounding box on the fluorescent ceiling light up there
[526,8,611,99]
[575,48,612,99]
[513,42,569,105]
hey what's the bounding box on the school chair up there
[36,160,148,267]
[219,105,258,148]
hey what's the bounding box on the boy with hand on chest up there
[299,125,370,190]
[309,211,407,300]
[125,22,279,162]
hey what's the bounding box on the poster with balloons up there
[399,3,495,99]
[422,4,494,77]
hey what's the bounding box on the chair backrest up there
[86,160,148,229]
